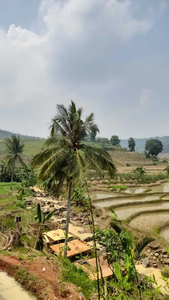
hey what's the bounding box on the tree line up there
[95,135,163,157]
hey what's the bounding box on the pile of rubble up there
[137,241,169,268]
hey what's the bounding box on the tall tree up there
[145,139,163,157]
[5,135,26,189]
[128,137,135,152]
[32,101,116,256]
[110,135,121,146]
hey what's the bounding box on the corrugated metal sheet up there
[74,256,113,280]
[69,224,92,241]
[50,239,92,257]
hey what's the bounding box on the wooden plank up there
[74,256,113,280]
[45,229,72,242]
[50,239,92,257]
[43,234,50,243]
[69,224,92,241]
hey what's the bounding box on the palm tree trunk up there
[64,180,73,257]
[10,162,15,190]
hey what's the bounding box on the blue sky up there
[0,0,168,139]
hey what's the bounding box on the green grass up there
[107,185,127,190]
[59,256,97,299]
[0,182,36,233]
[0,182,21,194]
[0,139,45,164]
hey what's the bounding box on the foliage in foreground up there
[59,256,97,299]
[95,226,165,299]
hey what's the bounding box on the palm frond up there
[84,113,99,135]
[17,155,27,169]
[44,210,54,223]
[31,148,57,168]
[73,149,86,183]
[38,148,69,179]
[81,144,116,177]
[69,100,77,116]
[6,157,15,172]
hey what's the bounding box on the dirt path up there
[0,255,80,300]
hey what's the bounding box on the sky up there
[0,0,168,139]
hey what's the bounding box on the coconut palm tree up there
[32,101,116,256]
[5,135,26,189]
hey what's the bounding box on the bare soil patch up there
[0,255,80,300]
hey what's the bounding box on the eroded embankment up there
[0,255,79,300]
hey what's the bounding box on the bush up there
[72,186,88,208]
[163,158,168,164]
[0,161,37,186]
[16,200,26,209]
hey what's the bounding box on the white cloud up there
[159,0,168,11]
[139,89,153,109]
[0,0,154,136]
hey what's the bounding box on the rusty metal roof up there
[50,239,92,257]
[74,256,113,280]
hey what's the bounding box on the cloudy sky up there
[0,0,168,139]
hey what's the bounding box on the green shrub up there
[163,158,168,164]
[60,257,96,299]
[16,200,26,209]
[2,217,15,231]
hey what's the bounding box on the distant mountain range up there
[1,129,169,153]
[121,136,169,153]
[0,129,43,140]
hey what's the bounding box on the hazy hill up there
[0,129,42,140]
[121,136,169,153]
[1,128,169,154]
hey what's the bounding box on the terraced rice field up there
[93,195,161,208]
[111,202,169,220]
[91,182,169,240]
[129,212,169,233]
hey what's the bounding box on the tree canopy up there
[5,135,26,189]
[128,137,135,152]
[145,139,163,157]
[110,135,121,146]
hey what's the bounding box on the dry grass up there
[108,151,166,174]
[0,138,167,175]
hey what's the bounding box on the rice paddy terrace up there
[90,179,169,244]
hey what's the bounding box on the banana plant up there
[34,203,54,250]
